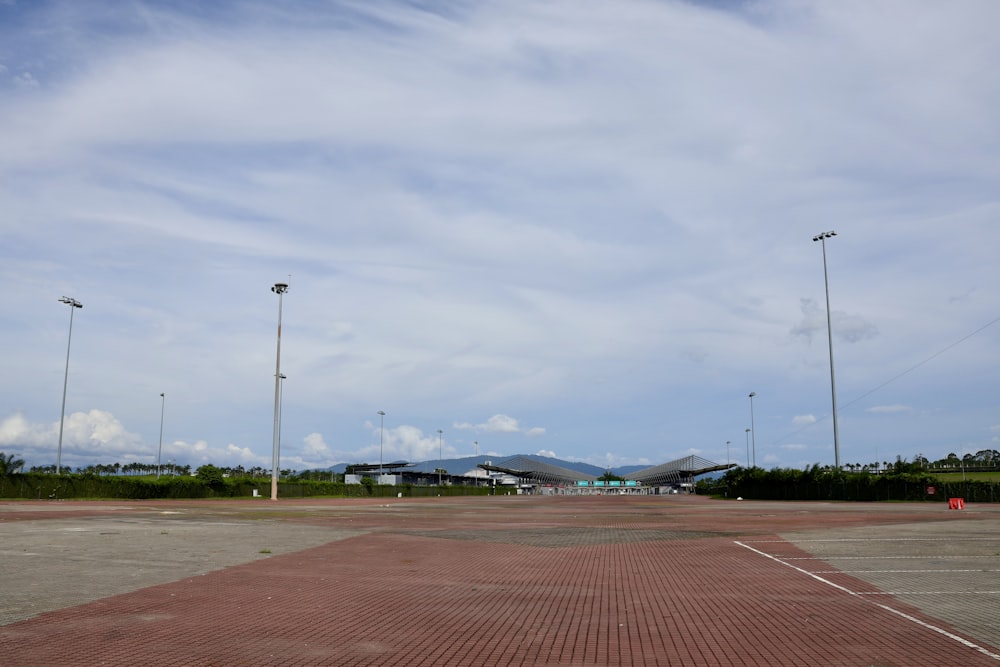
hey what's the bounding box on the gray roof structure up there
[478,455,597,484]
[478,454,733,486]
[624,455,735,486]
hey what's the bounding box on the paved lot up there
[1,495,998,665]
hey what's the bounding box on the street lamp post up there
[157,393,165,478]
[748,392,757,468]
[437,429,443,485]
[813,230,841,470]
[378,410,386,477]
[726,440,730,468]
[270,282,289,500]
[745,428,751,468]
[278,373,286,459]
[57,296,83,474]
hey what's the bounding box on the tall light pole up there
[437,429,443,485]
[726,440,730,468]
[748,392,757,468]
[474,440,479,457]
[813,230,841,470]
[377,410,386,477]
[157,393,165,478]
[270,282,289,500]
[57,296,82,474]
[278,373,286,461]
[745,428,751,468]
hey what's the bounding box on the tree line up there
[699,459,1000,503]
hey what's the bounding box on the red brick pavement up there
[2,495,998,666]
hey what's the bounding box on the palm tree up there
[0,452,26,476]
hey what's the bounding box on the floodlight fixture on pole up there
[57,296,82,474]
[748,392,757,468]
[437,429,443,485]
[157,393,165,478]
[377,410,386,477]
[270,282,289,500]
[812,230,841,470]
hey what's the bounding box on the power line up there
[772,314,1000,446]
[838,314,1000,412]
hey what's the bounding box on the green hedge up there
[700,467,1000,503]
[0,473,493,500]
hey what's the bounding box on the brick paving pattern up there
[1,495,998,665]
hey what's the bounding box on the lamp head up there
[749,391,756,398]
[271,283,289,294]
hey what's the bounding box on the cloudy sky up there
[1,0,998,474]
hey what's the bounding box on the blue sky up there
[1,0,998,473]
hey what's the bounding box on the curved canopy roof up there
[625,455,734,486]
[478,455,596,484]
[478,454,733,486]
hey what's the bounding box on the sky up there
[1,0,998,474]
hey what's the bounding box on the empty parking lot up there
[1,495,998,665]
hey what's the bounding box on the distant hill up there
[326,454,647,478]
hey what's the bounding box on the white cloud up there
[790,299,879,345]
[0,0,997,475]
[13,72,39,88]
[453,414,543,436]
[302,432,330,457]
[792,415,816,425]
[0,410,144,467]
[866,405,913,414]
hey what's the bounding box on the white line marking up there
[736,540,1000,662]
[857,591,1000,596]
[814,569,1000,574]
[744,538,1000,543]
[780,555,996,560]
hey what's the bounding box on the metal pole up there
[378,410,385,477]
[57,297,82,474]
[748,392,757,468]
[745,428,751,468]
[270,282,289,500]
[726,440,730,468]
[437,429,443,485]
[813,231,841,470]
[279,373,286,463]
[157,393,165,478]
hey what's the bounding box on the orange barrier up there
[948,497,965,510]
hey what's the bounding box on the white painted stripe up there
[780,555,996,560]
[743,538,1000,543]
[858,591,1000,596]
[736,540,1000,662]
[813,569,1000,574]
